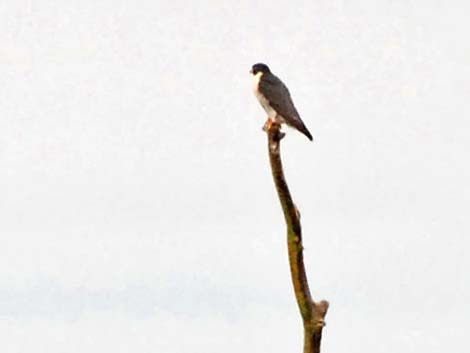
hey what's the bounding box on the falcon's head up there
[250,63,271,75]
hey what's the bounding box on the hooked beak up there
[249,69,253,74]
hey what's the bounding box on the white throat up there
[252,71,277,118]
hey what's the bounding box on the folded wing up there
[259,74,313,140]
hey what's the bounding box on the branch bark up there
[266,122,329,353]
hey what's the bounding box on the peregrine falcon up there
[250,63,313,141]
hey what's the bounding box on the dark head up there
[250,63,271,75]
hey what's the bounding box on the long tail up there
[292,119,313,141]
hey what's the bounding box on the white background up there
[1,1,469,352]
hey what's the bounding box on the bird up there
[250,63,313,141]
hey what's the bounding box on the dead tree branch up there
[266,122,329,353]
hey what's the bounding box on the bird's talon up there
[262,118,275,132]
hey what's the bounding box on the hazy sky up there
[1,1,469,352]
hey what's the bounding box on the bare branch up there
[266,121,329,353]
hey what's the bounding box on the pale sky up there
[1,1,469,352]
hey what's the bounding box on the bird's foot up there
[263,118,285,140]
[262,117,275,132]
